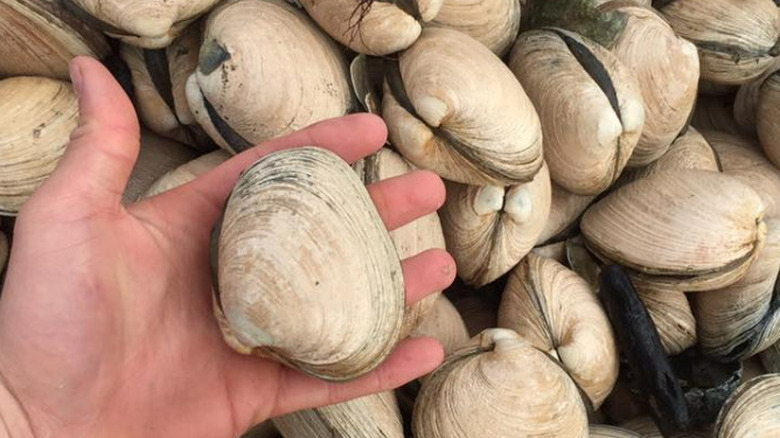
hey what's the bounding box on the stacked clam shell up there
[10,0,780,436]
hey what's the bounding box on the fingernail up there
[69,61,83,96]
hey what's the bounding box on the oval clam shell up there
[214,147,404,381]
[431,0,521,56]
[715,374,780,437]
[0,76,78,215]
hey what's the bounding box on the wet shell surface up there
[298,0,442,56]
[63,0,222,48]
[383,26,543,186]
[410,295,469,355]
[756,73,780,169]
[272,391,403,438]
[0,76,78,215]
[581,169,767,291]
[187,0,353,154]
[600,2,700,167]
[715,374,780,437]
[439,162,551,287]
[412,329,588,438]
[213,147,404,380]
[122,130,198,203]
[431,0,521,56]
[498,253,619,408]
[0,0,110,80]
[509,28,645,195]
[143,149,230,198]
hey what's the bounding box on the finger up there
[269,337,444,418]
[37,56,140,211]
[367,170,445,231]
[402,249,456,305]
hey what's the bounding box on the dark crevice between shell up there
[209,208,224,313]
[103,54,135,101]
[202,95,253,153]
[58,0,138,37]
[599,265,691,435]
[651,0,679,10]
[143,49,176,112]
[370,0,422,21]
[383,58,540,183]
[29,0,109,51]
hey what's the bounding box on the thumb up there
[36,56,141,213]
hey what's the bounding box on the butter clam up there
[509,28,644,195]
[498,253,619,409]
[431,0,521,56]
[715,374,780,437]
[412,328,588,437]
[439,162,551,287]
[212,147,404,380]
[0,76,78,215]
[187,0,354,154]
[382,27,543,186]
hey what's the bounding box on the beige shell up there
[536,182,594,245]
[0,77,78,215]
[143,150,231,198]
[509,28,645,195]
[498,254,619,408]
[120,25,213,150]
[353,148,446,337]
[122,130,198,203]
[656,0,780,86]
[187,0,354,154]
[439,162,551,287]
[589,425,642,438]
[581,169,767,291]
[618,417,709,437]
[600,3,700,167]
[383,26,543,186]
[691,95,744,137]
[64,0,221,48]
[410,295,469,355]
[695,219,780,361]
[632,279,697,356]
[0,0,110,80]
[298,0,442,56]
[431,0,521,56]
[757,73,780,169]
[715,374,780,437]
[214,147,404,380]
[704,130,780,219]
[272,391,403,438]
[412,329,588,437]
[733,61,780,134]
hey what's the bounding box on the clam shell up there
[761,343,780,373]
[509,28,645,195]
[122,130,198,203]
[0,77,78,215]
[600,2,700,167]
[757,73,780,169]
[299,0,442,55]
[715,374,780,437]
[439,162,551,287]
[656,0,780,86]
[354,148,446,337]
[742,357,767,383]
[733,60,780,135]
[63,0,221,48]
[143,150,230,198]
[619,417,710,437]
[589,425,642,438]
[536,182,595,245]
[0,0,110,80]
[431,0,521,56]
[412,329,588,437]
[187,0,354,154]
[214,147,404,380]
[383,26,543,186]
[498,253,619,408]
[633,280,697,356]
[410,295,469,355]
[581,169,767,291]
[272,391,403,438]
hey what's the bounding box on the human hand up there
[0,57,455,437]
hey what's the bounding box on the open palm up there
[0,57,454,437]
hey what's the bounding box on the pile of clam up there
[6,0,780,436]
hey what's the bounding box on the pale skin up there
[0,57,455,437]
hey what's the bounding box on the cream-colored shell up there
[65,0,221,48]
[410,295,469,355]
[0,0,110,80]
[589,425,642,438]
[509,29,645,195]
[618,417,710,437]
[715,374,780,437]
[299,0,442,55]
[757,74,780,169]
[439,162,551,287]
[733,60,780,134]
[657,0,780,86]
[632,279,697,356]
[0,77,77,215]
[383,26,543,186]
[498,254,618,408]
[143,150,230,198]
[122,130,198,203]
[412,329,588,438]
[272,391,402,438]
[353,148,446,337]
[601,3,700,167]
[581,169,767,291]
[215,147,404,381]
[431,0,521,56]
[187,0,353,154]
[536,182,594,245]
